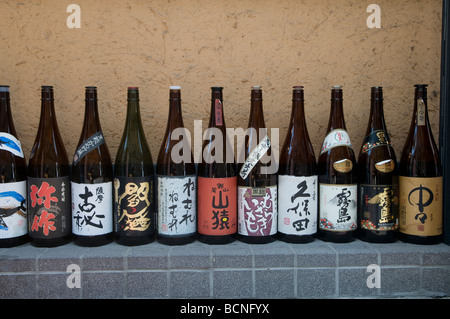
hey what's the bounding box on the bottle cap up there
[252,86,262,90]
[332,85,343,89]
[170,86,181,90]
[0,86,10,92]
[128,87,139,90]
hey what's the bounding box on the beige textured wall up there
[0,0,442,164]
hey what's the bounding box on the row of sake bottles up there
[0,84,442,248]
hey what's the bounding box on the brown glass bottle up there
[277,86,318,243]
[197,87,237,244]
[71,87,113,247]
[114,87,155,246]
[27,86,71,247]
[0,86,28,247]
[318,86,357,243]
[399,84,442,244]
[237,86,277,244]
[156,86,196,245]
[357,87,399,243]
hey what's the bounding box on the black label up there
[27,176,71,239]
[360,184,398,231]
[361,130,391,153]
[72,131,105,165]
[114,176,154,236]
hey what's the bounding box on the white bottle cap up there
[170,86,181,90]
[0,86,10,92]
[252,86,262,90]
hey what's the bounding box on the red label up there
[198,176,237,235]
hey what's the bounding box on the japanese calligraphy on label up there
[28,177,71,239]
[0,181,27,238]
[72,131,105,165]
[71,181,113,236]
[399,176,442,236]
[198,176,237,236]
[360,184,398,231]
[278,175,318,235]
[114,176,154,236]
[239,135,271,179]
[215,99,223,126]
[319,183,357,231]
[0,132,24,158]
[157,175,197,236]
[320,129,352,154]
[361,130,392,154]
[238,185,277,236]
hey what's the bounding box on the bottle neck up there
[327,88,346,131]
[290,87,306,130]
[167,89,184,129]
[38,87,58,135]
[0,87,14,134]
[248,88,265,129]
[413,84,429,127]
[366,87,387,133]
[82,87,102,136]
[125,88,143,134]
[209,87,225,128]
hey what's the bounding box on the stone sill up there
[0,239,449,299]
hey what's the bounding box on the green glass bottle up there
[114,87,155,246]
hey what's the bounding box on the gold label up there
[333,159,353,173]
[399,176,443,236]
[375,159,395,173]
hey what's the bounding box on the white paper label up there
[157,175,197,236]
[238,185,277,236]
[278,175,318,235]
[71,181,113,236]
[0,133,24,158]
[320,129,352,154]
[0,181,27,238]
[239,135,271,179]
[319,183,357,231]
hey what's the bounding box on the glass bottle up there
[197,87,237,244]
[317,86,357,243]
[277,86,318,243]
[0,85,28,247]
[114,87,155,246]
[399,84,442,244]
[71,86,113,247]
[237,86,277,244]
[357,87,399,243]
[156,86,196,245]
[27,86,71,247]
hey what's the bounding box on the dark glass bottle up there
[114,87,155,246]
[71,87,113,247]
[27,86,71,247]
[357,87,399,243]
[156,86,196,245]
[197,87,237,244]
[277,86,318,243]
[317,86,357,243]
[399,84,442,244]
[0,85,28,247]
[237,86,277,244]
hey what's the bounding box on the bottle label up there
[278,175,318,235]
[157,175,196,236]
[0,132,24,158]
[417,99,426,126]
[114,176,154,236]
[320,129,352,154]
[71,181,113,236]
[399,176,442,236]
[215,99,223,126]
[198,176,237,236]
[319,183,357,231]
[375,159,395,173]
[0,181,27,239]
[333,159,353,173]
[72,131,105,165]
[237,185,277,236]
[361,130,392,153]
[239,135,271,179]
[28,176,71,239]
[360,184,399,231]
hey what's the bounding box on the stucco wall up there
[0,0,442,164]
